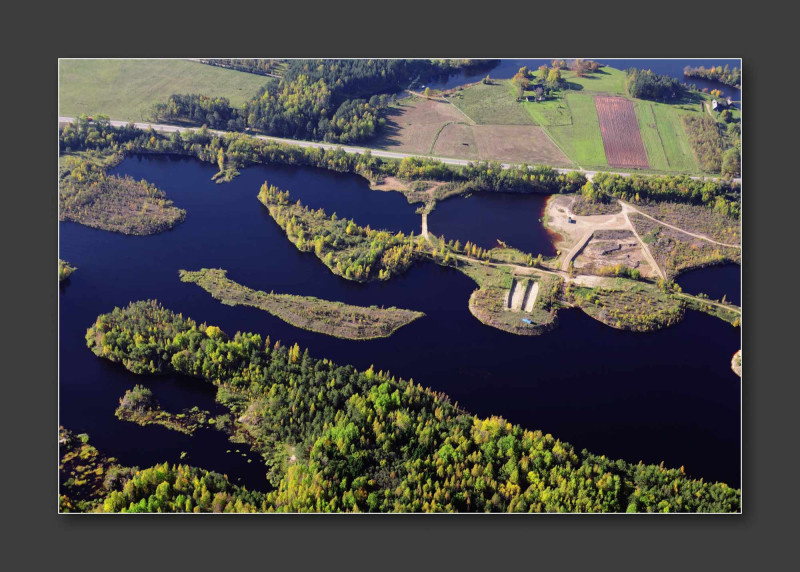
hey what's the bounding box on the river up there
[59,155,741,490]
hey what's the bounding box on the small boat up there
[521,318,533,325]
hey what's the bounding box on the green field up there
[525,93,607,169]
[449,80,535,125]
[634,101,670,171]
[59,59,270,122]
[649,102,699,172]
[562,66,627,95]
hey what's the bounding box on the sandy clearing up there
[523,281,539,313]
[510,279,528,311]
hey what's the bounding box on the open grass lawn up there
[634,101,670,171]
[649,102,699,173]
[522,98,572,126]
[545,93,608,169]
[449,80,535,125]
[59,59,270,122]
[562,66,627,95]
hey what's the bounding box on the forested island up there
[60,149,186,235]
[59,259,76,282]
[77,300,740,513]
[179,268,424,339]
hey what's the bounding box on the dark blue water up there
[677,264,741,306]
[426,58,742,100]
[60,155,741,488]
[428,192,557,256]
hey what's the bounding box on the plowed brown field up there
[595,96,649,169]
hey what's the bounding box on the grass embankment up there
[565,277,685,332]
[59,259,77,282]
[115,384,219,435]
[60,153,186,235]
[678,293,741,326]
[59,59,269,122]
[179,268,425,340]
[630,213,740,279]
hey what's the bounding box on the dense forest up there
[152,80,390,144]
[684,65,741,88]
[282,59,498,101]
[60,427,269,513]
[625,68,685,101]
[259,183,417,281]
[153,59,498,144]
[80,300,740,512]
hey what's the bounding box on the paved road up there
[57,116,741,184]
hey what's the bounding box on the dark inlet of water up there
[427,192,557,256]
[60,155,741,489]
[426,58,742,100]
[677,264,741,306]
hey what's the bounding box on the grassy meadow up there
[59,59,269,122]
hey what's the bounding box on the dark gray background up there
[8,0,793,567]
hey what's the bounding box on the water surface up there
[60,155,741,488]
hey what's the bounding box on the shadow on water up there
[60,155,741,488]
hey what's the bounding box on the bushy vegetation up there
[83,300,740,512]
[115,384,214,435]
[259,183,417,282]
[590,172,740,218]
[681,115,726,173]
[59,151,186,235]
[566,279,685,332]
[625,69,685,101]
[59,259,77,282]
[684,65,740,88]
[631,213,741,279]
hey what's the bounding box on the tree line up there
[684,65,741,88]
[626,68,685,101]
[59,117,587,197]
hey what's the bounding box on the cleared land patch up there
[573,230,657,279]
[595,96,649,169]
[635,202,741,245]
[448,80,536,125]
[180,268,424,340]
[380,96,569,165]
[431,123,479,159]
[373,98,467,154]
[471,125,571,165]
[630,214,741,279]
[59,59,269,122]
